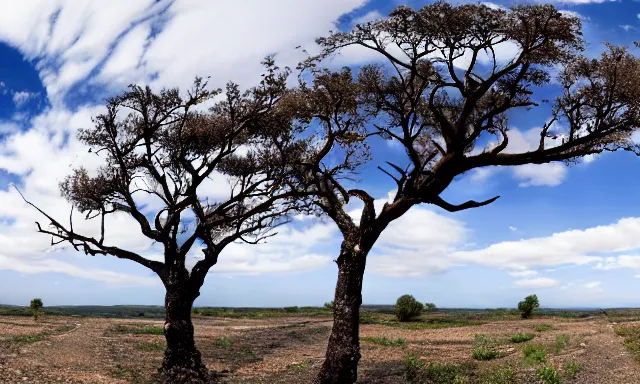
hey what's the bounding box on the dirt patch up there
[0,315,637,383]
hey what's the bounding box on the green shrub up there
[536,365,561,384]
[424,303,437,312]
[518,294,539,319]
[214,336,232,347]
[403,352,426,382]
[395,294,423,322]
[522,344,548,364]
[510,333,534,343]
[361,337,406,347]
[30,298,43,320]
[323,301,334,310]
[472,348,503,361]
[554,334,570,354]
[477,363,517,384]
[563,361,582,378]
[283,306,299,313]
[534,324,554,332]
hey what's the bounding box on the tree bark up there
[159,284,209,384]
[316,241,366,384]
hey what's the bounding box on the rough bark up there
[316,241,366,384]
[159,277,210,384]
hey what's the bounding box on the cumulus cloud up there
[585,281,602,291]
[0,0,367,284]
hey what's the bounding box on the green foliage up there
[510,333,535,343]
[536,365,562,384]
[283,306,299,313]
[615,324,640,359]
[424,302,437,312]
[535,324,555,332]
[522,344,548,365]
[395,294,423,322]
[114,324,164,335]
[136,341,165,352]
[323,301,334,310]
[13,332,48,343]
[403,354,473,384]
[563,361,582,378]
[554,334,570,354]
[472,348,504,361]
[214,336,233,348]
[30,298,43,320]
[477,363,517,384]
[361,337,406,347]
[518,294,539,319]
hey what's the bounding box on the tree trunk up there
[316,241,366,384]
[159,286,209,384]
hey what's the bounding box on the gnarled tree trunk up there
[159,278,209,384]
[316,241,367,384]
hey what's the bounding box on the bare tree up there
[21,59,307,383]
[290,3,640,383]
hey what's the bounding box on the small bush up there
[554,334,570,354]
[395,294,423,322]
[323,301,334,310]
[518,294,539,319]
[361,336,406,347]
[534,324,554,332]
[563,361,582,378]
[477,363,517,384]
[522,344,548,365]
[404,352,426,382]
[214,336,232,347]
[536,365,561,384]
[30,298,43,320]
[510,333,534,343]
[283,306,299,313]
[472,348,503,361]
[424,303,437,312]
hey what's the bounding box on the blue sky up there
[0,0,639,309]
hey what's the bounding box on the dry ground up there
[0,314,637,383]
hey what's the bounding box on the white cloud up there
[352,10,382,25]
[12,91,37,108]
[515,277,559,288]
[509,226,517,231]
[0,1,367,284]
[452,218,640,271]
[585,281,602,291]
[509,270,537,278]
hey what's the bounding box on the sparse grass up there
[110,363,148,383]
[136,341,165,352]
[510,333,535,343]
[359,311,482,329]
[241,346,262,361]
[554,334,570,354]
[472,347,504,361]
[288,360,311,372]
[113,324,164,335]
[361,336,407,347]
[563,361,582,379]
[13,332,48,343]
[214,336,233,348]
[403,354,474,384]
[536,365,562,384]
[522,344,548,365]
[535,324,555,332]
[192,306,331,318]
[614,324,640,358]
[476,363,517,384]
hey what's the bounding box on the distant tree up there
[290,3,640,382]
[324,301,334,310]
[395,295,423,322]
[30,298,43,320]
[424,303,436,313]
[21,59,309,384]
[518,294,540,319]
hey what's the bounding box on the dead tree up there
[291,3,640,383]
[21,59,307,383]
